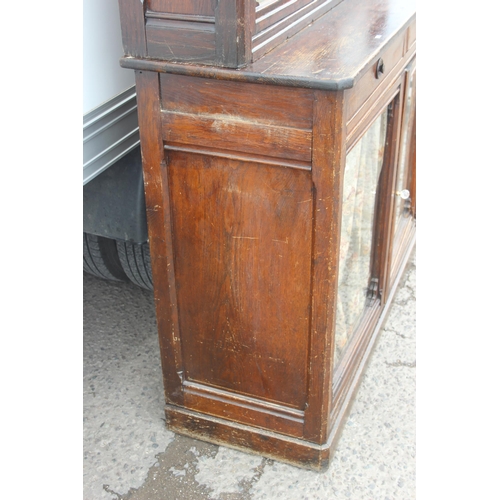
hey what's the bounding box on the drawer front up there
[407,19,416,52]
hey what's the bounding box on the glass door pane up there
[390,61,416,284]
[394,70,415,224]
[334,110,388,366]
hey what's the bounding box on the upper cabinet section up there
[117,0,344,68]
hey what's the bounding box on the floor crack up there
[385,360,416,368]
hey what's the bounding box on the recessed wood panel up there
[168,152,313,409]
[147,0,216,16]
[146,19,216,62]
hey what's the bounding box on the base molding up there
[165,405,332,471]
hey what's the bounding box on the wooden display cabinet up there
[118,0,416,470]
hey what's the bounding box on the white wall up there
[83,0,136,115]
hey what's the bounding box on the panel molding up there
[182,380,305,436]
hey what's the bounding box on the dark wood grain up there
[345,29,406,122]
[122,8,415,92]
[216,0,254,68]
[390,59,416,284]
[147,0,216,17]
[408,69,416,219]
[256,0,314,31]
[117,0,147,57]
[134,71,184,406]
[251,0,415,86]
[182,380,305,437]
[167,152,313,409]
[252,0,344,61]
[161,111,312,163]
[302,90,346,443]
[120,0,417,471]
[146,18,216,62]
[165,406,332,471]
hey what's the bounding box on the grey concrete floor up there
[83,252,416,500]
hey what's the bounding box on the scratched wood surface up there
[147,0,216,17]
[167,151,313,408]
[121,0,416,471]
[160,74,314,129]
[122,0,415,91]
[250,0,415,85]
[120,0,344,68]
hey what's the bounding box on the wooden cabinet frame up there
[118,0,344,68]
[119,0,416,470]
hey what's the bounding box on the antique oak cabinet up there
[117,0,416,470]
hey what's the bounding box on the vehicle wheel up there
[83,233,130,282]
[116,240,154,291]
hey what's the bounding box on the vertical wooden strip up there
[409,73,417,219]
[376,88,403,305]
[303,90,346,443]
[134,70,184,405]
[215,0,253,68]
[117,0,147,57]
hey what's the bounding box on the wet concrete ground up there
[83,252,416,500]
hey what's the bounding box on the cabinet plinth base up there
[165,405,332,471]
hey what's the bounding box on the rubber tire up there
[83,233,130,282]
[116,240,154,291]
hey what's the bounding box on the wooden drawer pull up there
[375,58,385,79]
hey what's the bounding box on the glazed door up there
[332,85,403,375]
[390,57,417,285]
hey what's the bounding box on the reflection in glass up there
[394,72,414,223]
[334,111,388,367]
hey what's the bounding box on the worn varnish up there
[168,153,313,409]
[120,0,416,470]
[118,0,347,68]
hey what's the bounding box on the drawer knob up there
[396,189,410,200]
[376,58,385,79]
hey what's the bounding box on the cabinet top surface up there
[121,0,416,90]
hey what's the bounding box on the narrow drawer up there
[407,19,416,51]
[345,30,406,122]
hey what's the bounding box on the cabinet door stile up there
[135,71,184,405]
[303,90,346,443]
[374,85,404,305]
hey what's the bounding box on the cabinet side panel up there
[146,20,217,62]
[168,152,313,409]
